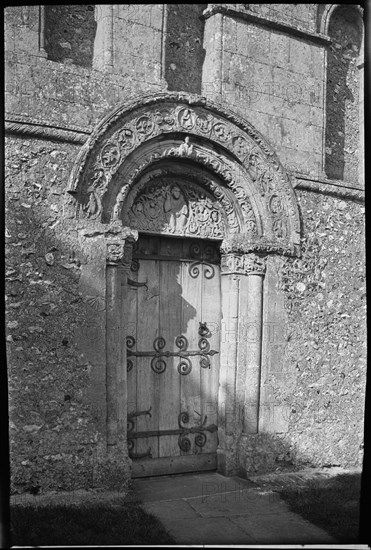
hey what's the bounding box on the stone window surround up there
[321,4,364,186]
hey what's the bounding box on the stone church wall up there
[5,136,97,493]
[238,191,365,474]
[5,4,365,493]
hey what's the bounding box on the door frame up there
[69,94,301,484]
[101,231,267,478]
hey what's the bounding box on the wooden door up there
[125,235,221,477]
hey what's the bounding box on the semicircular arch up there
[67,92,301,256]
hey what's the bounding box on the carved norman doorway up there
[67,92,301,480]
[123,176,224,477]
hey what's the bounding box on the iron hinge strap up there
[127,425,218,440]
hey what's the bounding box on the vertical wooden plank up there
[158,239,183,458]
[135,258,160,459]
[200,260,221,455]
[125,260,138,456]
[180,257,202,456]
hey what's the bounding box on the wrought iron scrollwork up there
[126,336,135,372]
[126,408,218,456]
[127,407,152,459]
[127,259,148,289]
[188,261,215,279]
[151,337,167,373]
[127,439,152,459]
[199,322,212,338]
[131,258,140,272]
[127,278,148,289]
[189,242,219,262]
[178,412,217,452]
[126,322,218,374]
[188,242,219,279]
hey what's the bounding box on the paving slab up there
[133,471,338,545]
[161,517,256,545]
[185,489,286,518]
[133,471,255,503]
[230,512,336,544]
[142,499,200,521]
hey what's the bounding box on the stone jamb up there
[105,236,135,453]
[218,250,267,475]
[75,221,137,485]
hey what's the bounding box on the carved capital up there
[106,239,133,272]
[221,252,266,276]
[242,253,266,275]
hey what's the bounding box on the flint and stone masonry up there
[5,4,365,493]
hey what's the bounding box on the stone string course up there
[4,118,364,204]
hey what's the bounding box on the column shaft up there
[244,274,264,433]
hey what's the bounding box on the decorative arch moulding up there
[67,92,301,258]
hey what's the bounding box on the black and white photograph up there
[3,3,368,547]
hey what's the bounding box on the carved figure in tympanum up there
[126,179,226,239]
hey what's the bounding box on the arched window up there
[324,6,363,183]
[45,5,96,68]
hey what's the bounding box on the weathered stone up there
[5,4,364,494]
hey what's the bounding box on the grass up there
[278,472,361,543]
[10,493,176,546]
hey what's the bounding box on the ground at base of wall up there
[248,466,362,544]
[246,465,362,490]
[9,487,175,546]
[9,467,362,544]
[10,488,132,506]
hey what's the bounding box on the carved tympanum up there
[124,179,227,239]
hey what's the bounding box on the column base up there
[92,451,132,491]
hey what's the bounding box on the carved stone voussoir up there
[221,252,266,276]
[67,93,301,256]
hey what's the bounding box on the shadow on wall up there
[237,432,325,477]
[325,6,362,182]
[164,4,207,94]
[45,5,97,67]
